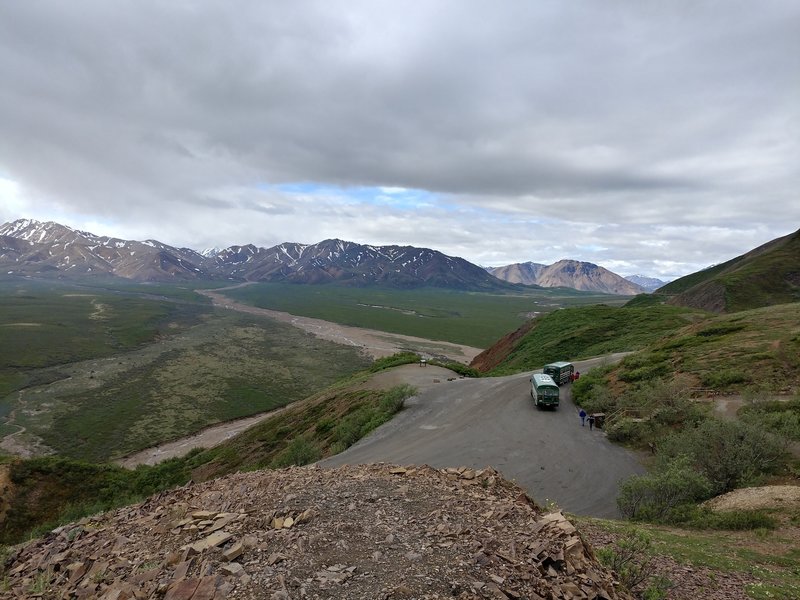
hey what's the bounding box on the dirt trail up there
[197,284,482,363]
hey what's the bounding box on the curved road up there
[321,355,645,518]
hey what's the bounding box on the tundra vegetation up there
[224,281,626,348]
[2,275,799,597]
[476,296,800,597]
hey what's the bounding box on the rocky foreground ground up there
[2,464,633,600]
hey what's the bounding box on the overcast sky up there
[0,1,797,280]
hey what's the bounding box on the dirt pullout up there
[197,285,482,363]
[322,353,644,519]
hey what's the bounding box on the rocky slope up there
[1,464,632,600]
[488,260,644,296]
[0,219,206,281]
[484,262,545,286]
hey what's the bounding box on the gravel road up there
[321,354,645,518]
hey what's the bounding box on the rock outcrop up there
[1,464,631,600]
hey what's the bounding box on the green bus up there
[530,373,560,408]
[543,361,574,386]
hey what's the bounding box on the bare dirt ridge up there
[704,485,800,512]
[0,464,633,600]
[197,284,483,363]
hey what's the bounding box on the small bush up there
[617,455,714,521]
[330,385,415,453]
[333,419,363,449]
[369,352,420,372]
[739,397,800,441]
[428,360,480,377]
[271,436,320,468]
[657,419,789,494]
[606,418,653,445]
[696,323,746,337]
[693,508,777,531]
[619,363,671,383]
[701,368,750,389]
[596,528,661,593]
[315,417,335,434]
[379,384,414,413]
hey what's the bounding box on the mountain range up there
[486,260,647,295]
[0,219,653,295]
[0,219,506,291]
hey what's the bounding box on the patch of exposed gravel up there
[704,485,800,512]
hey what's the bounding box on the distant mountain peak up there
[488,259,645,295]
[625,274,667,292]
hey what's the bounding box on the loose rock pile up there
[1,464,632,599]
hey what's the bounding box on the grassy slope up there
[0,375,415,544]
[610,302,800,392]
[483,302,706,375]
[580,516,800,600]
[223,282,628,348]
[659,228,800,312]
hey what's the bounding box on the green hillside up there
[0,371,416,544]
[600,302,800,393]
[659,228,800,313]
[473,303,706,375]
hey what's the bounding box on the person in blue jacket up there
[578,408,587,426]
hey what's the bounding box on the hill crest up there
[659,228,800,312]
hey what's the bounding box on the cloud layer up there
[0,1,797,279]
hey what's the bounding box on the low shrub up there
[657,419,789,494]
[271,436,321,468]
[617,455,714,521]
[379,384,414,413]
[596,528,666,595]
[606,418,653,445]
[701,368,751,389]
[428,360,480,378]
[369,352,420,372]
[692,508,777,531]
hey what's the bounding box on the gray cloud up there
[0,0,797,280]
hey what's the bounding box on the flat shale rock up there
[0,464,632,599]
